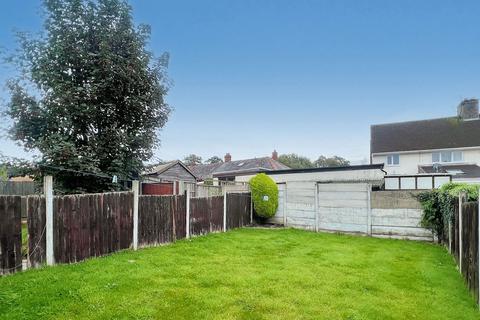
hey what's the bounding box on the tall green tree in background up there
[205,156,223,164]
[314,155,350,167]
[5,0,171,193]
[277,153,313,169]
[183,154,203,166]
[278,153,350,169]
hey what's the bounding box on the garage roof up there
[262,164,385,175]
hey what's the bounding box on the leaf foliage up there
[5,0,171,193]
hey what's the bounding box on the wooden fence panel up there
[461,201,479,303]
[27,196,46,267]
[226,193,251,230]
[22,190,251,271]
[190,197,210,235]
[209,197,224,232]
[51,192,133,264]
[139,195,174,246]
[190,196,223,236]
[173,195,186,240]
[0,196,22,275]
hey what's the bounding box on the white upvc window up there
[386,154,400,166]
[432,150,463,163]
[453,151,463,162]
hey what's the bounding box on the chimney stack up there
[457,98,479,120]
[224,153,232,162]
[272,150,278,161]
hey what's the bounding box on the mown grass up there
[1,228,479,319]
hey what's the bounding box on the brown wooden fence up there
[1,190,251,275]
[173,195,187,240]
[461,201,478,302]
[53,192,133,264]
[226,193,251,230]
[27,196,46,267]
[0,196,22,275]
[448,200,479,304]
[0,182,37,219]
[25,193,134,266]
[139,195,186,246]
[190,196,224,235]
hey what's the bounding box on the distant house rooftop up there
[371,99,480,154]
[142,160,197,182]
[189,151,289,180]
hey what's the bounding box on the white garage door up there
[317,183,369,233]
[268,183,286,225]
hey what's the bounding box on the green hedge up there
[438,182,479,199]
[417,182,479,243]
[249,173,278,218]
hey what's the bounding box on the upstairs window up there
[453,151,463,162]
[441,151,451,162]
[386,154,400,165]
[432,151,463,163]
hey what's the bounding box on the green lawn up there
[1,228,479,319]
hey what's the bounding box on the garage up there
[262,164,385,232]
[316,182,370,233]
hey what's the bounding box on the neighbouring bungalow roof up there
[371,117,480,154]
[142,160,197,179]
[188,162,223,180]
[189,157,290,180]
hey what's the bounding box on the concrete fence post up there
[459,193,464,273]
[186,184,191,239]
[367,184,372,236]
[448,220,452,253]
[132,180,139,250]
[314,183,319,232]
[284,183,288,227]
[478,192,480,308]
[178,181,185,195]
[223,189,227,232]
[44,175,54,266]
[250,192,253,225]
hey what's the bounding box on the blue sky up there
[1,0,480,163]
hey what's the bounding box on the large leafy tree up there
[0,166,7,181]
[277,153,313,169]
[314,155,350,167]
[183,154,202,166]
[205,156,223,164]
[5,0,171,193]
